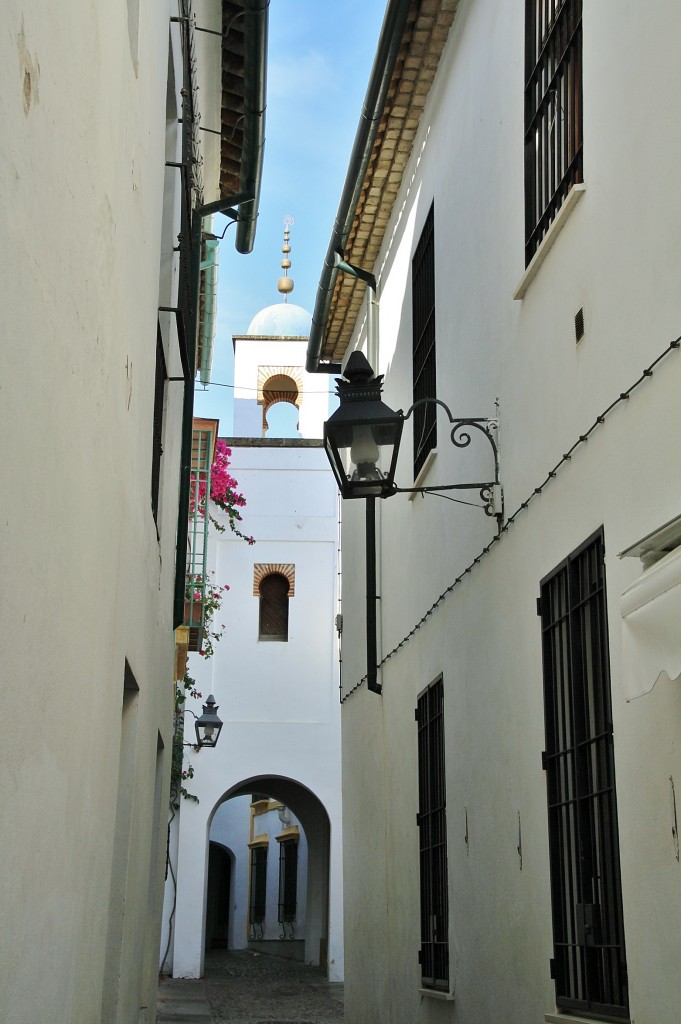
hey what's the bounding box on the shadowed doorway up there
[205,842,233,951]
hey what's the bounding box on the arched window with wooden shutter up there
[258,572,290,641]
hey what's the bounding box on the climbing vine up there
[174,441,256,802]
[194,439,255,544]
[170,673,201,807]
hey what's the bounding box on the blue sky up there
[193,0,387,429]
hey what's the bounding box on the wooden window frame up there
[258,572,290,642]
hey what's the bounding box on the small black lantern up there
[194,694,223,748]
[324,352,403,500]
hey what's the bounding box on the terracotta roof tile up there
[322,0,458,362]
[220,0,246,197]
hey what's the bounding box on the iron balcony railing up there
[184,425,214,650]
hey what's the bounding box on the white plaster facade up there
[329,3,681,1023]
[164,308,344,981]
[0,3,259,1021]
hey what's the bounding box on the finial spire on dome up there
[277,214,295,303]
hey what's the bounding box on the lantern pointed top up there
[342,351,375,383]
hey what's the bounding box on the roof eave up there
[219,0,269,254]
[307,0,459,372]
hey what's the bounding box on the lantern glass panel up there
[325,418,401,498]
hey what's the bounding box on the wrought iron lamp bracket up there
[397,399,502,519]
[175,696,223,749]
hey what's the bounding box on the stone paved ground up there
[157,950,344,1024]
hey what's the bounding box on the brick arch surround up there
[253,563,295,597]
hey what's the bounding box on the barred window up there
[151,328,166,525]
[412,204,436,479]
[278,838,298,926]
[258,573,289,641]
[524,0,583,265]
[249,845,267,927]
[539,530,628,1018]
[416,675,449,991]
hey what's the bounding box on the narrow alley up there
[157,951,344,1024]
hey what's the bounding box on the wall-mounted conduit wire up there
[340,334,681,704]
[160,795,178,974]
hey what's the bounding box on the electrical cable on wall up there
[340,334,681,704]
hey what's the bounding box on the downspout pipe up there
[235,0,269,255]
[173,209,205,630]
[305,0,412,374]
[199,215,219,385]
[174,192,253,629]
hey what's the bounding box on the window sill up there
[248,833,269,849]
[419,988,454,1002]
[409,448,438,500]
[619,543,681,700]
[275,826,299,842]
[513,184,586,300]
[545,1014,627,1024]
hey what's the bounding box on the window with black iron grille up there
[249,845,267,927]
[412,204,436,479]
[278,838,298,926]
[416,675,449,991]
[258,573,289,641]
[539,529,628,1019]
[524,0,583,265]
[151,328,167,525]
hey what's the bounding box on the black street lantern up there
[324,352,403,500]
[323,352,502,698]
[195,694,223,748]
[323,351,404,695]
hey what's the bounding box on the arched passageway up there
[207,776,333,972]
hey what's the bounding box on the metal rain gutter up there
[235,0,269,254]
[305,0,412,374]
[173,0,269,628]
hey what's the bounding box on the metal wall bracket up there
[396,401,503,521]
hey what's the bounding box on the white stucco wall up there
[245,803,309,942]
[167,429,343,980]
[201,795,309,952]
[232,334,332,438]
[208,795,253,949]
[338,3,681,1024]
[0,3,226,1021]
